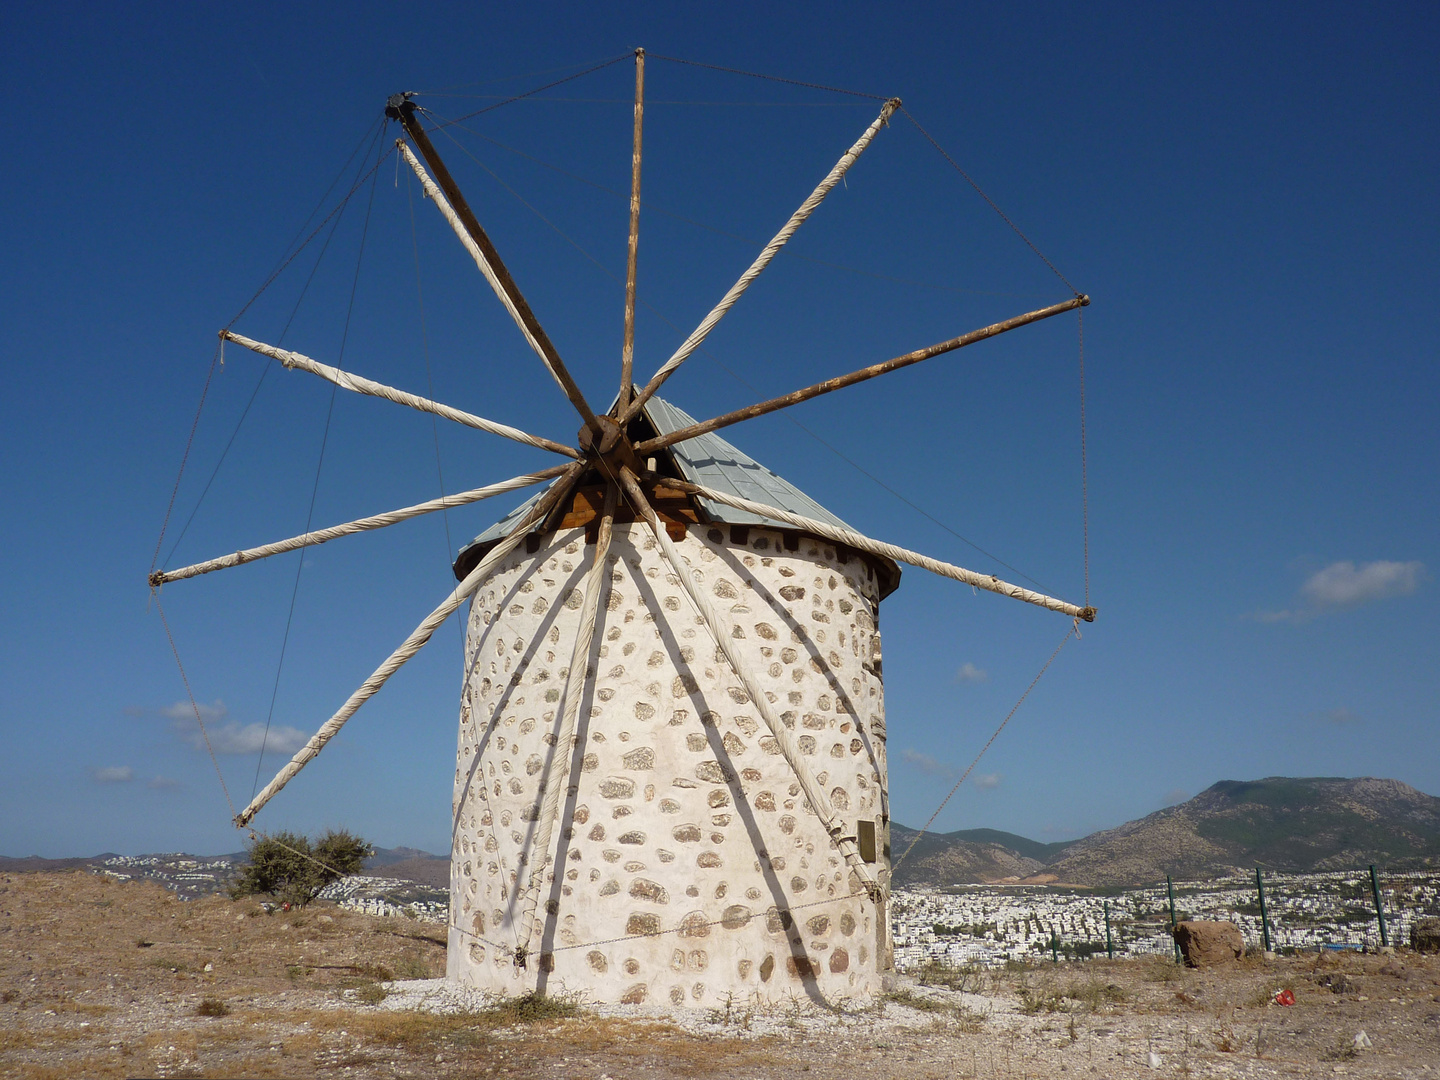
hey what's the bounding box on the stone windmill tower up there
[447,397,903,1004]
[151,53,1093,1007]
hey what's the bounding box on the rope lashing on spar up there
[149,466,569,588]
[891,622,1077,875]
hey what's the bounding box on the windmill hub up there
[577,414,642,477]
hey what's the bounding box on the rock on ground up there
[1174,920,1244,967]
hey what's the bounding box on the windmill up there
[150,51,1094,1006]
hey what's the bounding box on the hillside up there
[889,825,1052,888]
[1044,776,1440,887]
[893,776,1440,889]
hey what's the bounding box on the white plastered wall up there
[448,521,890,1006]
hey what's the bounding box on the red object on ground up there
[1274,989,1295,1006]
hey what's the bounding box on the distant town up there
[894,869,1439,967]
[53,852,1440,965]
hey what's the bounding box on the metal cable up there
[891,622,1076,875]
[423,113,1055,591]
[1079,310,1090,607]
[154,595,236,821]
[252,138,386,800]
[161,143,371,571]
[901,107,1079,297]
[649,53,889,101]
[425,54,631,130]
[425,107,1040,301]
[151,124,391,578]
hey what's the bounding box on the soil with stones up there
[4,870,1440,1078]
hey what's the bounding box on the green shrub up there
[230,828,371,908]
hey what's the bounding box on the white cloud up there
[1252,559,1426,623]
[162,699,229,723]
[1301,560,1426,608]
[900,748,957,779]
[165,700,307,756]
[972,773,1002,790]
[93,765,134,784]
[189,721,308,756]
[954,662,989,684]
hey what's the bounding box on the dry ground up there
[3,871,1439,1079]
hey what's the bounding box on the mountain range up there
[892,776,1440,888]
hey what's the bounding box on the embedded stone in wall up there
[622,747,655,770]
[678,911,711,938]
[721,905,752,930]
[630,879,669,904]
[598,777,635,799]
[695,761,730,784]
[626,913,661,936]
[620,984,647,1004]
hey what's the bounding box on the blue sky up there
[1,2,1435,858]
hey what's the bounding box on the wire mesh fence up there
[892,867,1440,970]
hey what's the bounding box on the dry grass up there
[913,959,986,993]
[884,988,953,1014]
[196,996,232,1017]
[7,871,1440,1079]
[10,1056,131,1080]
[1142,954,1185,982]
[883,988,989,1033]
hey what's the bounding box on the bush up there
[230,828,371,907]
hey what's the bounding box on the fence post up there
[1369,865,1389,948]
[1167,875,1182,964]
[1255,867,1272,953]
[1104,901,1114,960]
[1051,928,1059,963]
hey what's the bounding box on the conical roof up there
[454,397,899,595]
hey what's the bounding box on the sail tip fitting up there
[385,92,417,119]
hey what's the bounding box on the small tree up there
[231,828,371,907]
